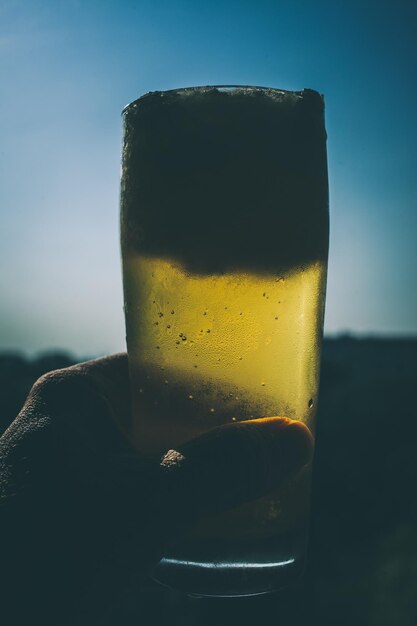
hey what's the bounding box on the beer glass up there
[120,86,329,596]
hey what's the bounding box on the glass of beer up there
[120,86,329,597]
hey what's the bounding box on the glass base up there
[152,532,307,597]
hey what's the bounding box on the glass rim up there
[121,85,315,116]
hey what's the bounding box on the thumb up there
[156,416,314,538]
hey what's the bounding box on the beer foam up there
[121,86,328,275]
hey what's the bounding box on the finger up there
[21,353,133,448]
[33,352,130,423]
[156,416,314,536]
[71,353,132,437]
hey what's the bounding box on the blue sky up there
[0,0,416,356]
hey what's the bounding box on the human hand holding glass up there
[0,354,313,625]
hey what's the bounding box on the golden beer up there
[120,86,329,595]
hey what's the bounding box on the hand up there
[0,354,313,625]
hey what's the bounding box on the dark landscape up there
[1,337,416,625]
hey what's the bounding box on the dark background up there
[1,336,416,625]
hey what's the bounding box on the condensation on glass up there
[120,85,329,596]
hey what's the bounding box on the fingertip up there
[278,419,315,473]
[237,416,314,478]
[242,415,294,432]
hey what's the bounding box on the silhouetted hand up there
[0,354,313,625]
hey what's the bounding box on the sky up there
[0,0,416,357]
